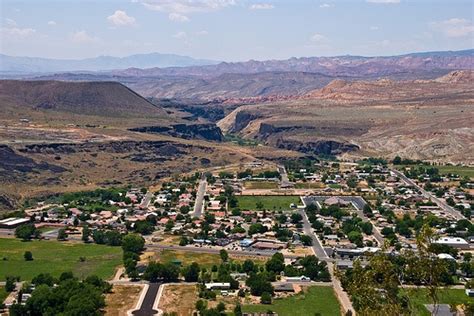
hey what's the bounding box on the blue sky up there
[1,0,473,61]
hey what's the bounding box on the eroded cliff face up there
[129,123,224,141]
[275,139,359,155]
[230,111,261,133]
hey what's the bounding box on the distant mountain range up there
[0,53,219,74]
[111,49,474,78]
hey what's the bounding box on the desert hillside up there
[218,71,474,162]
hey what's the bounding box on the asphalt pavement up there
[132,283,161,316]
[298,209,329,259]
[193,174,207,218]
[391,169,465,220]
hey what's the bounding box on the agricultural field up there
[157,249,221,268]
[395,164,474,179]
[404,288,473,316]
[0,238,122,281]
[155,249,266,269]
[436,165,474,179]
[294,182,325,189]
[243,181,279,189]
[243,286,341,316]
[236,195,301,211]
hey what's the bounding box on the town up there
[1,157,473,315]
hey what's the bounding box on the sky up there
[1,0,473,62]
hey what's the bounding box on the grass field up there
[294,182,325,189]
[244,181,279,189]
[243,286,340,316]
[0,238,122,281]
[436,166,474,179]
[236,195,301,211]
[158,249,222,268]
[395,165,474,179]
[157,250,266,269]
[404,288,473,315]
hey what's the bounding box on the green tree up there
[5,275,17,292]
[57,228,68,241]
[15,224,38,241]
[234,303,243,316]
[260,292,272,304]
[82,225,90,243]
[246,273,274,296]
[183,262,200,282]
[122,234,145,254]
[220,249,229,262]
[24,251,33,261]
[265,253,285,274]
[300,234,313,246]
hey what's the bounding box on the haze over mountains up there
[0,52,219,74]
[17,49,473,101]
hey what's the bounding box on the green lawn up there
[236,195,301,211]
[402,288,473,316]
[0,238,122,281]
[0,286,8,304]
[243,286,341,316]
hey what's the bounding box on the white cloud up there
[71,30,99,43]
[138,0,236,14]
[319,3,332,8]
[366,0,400,3]
[249,3,274,10]
[47,20,57,26]
[1,19,36,38]
[5,18,17,27]
[1,26,36,37]
[196,30,209,35]
[370,26,379,31]
[310,33,326,42]
[107,10,136,26]
[173,31,187,39]
[169,12,190,22]
[430,18,474,38]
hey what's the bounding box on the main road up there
[193,174,207,218]
[391,169,465,220]
[298,208,355,315]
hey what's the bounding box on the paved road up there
[298,202,355,314]
[193,174,207,218]
[140,192,154,209]
[298,209,329,259]
[392,169,465,220]
[132,283,161,316]
[278,165,294,189]
[302,195,385,246]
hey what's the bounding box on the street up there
[392,169,465,220]
[132,283,161,316]
[193,174,207,218]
